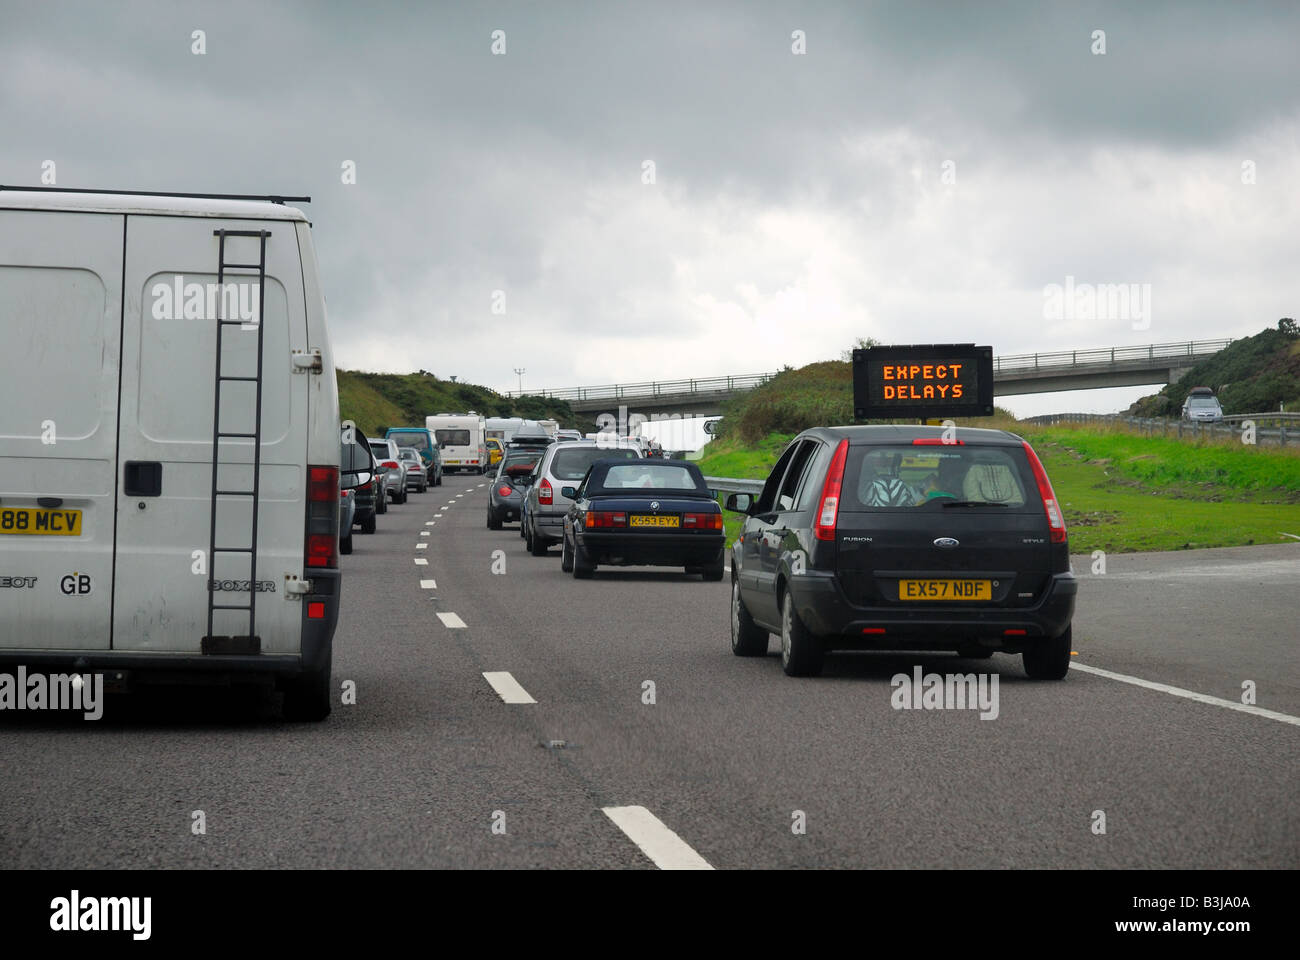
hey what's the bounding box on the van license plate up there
[0,508,82,536]
[899,579,990,600]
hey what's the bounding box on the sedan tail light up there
[1022,441,1067,544]
[382,460,399,469]
[585,511,627,528]
[683,512,723,530]
[813,438,850,541]
[538,478,553,505]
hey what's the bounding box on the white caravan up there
[426,412,487,474]
[0,188,341,719]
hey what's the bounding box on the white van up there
[427,412,487,474]
[0,188,341,720]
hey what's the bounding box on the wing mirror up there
[724,492,753,513]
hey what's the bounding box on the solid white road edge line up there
[602,805,713,870]
[437,611,467,628]
[1071,662,1300,726]
[481,671,537,704]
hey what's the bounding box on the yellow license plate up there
[899,579,990,601]
[0,507,82,536]
[629,515,679,528]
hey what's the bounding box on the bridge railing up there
[507,339,1234,401]
[992,339,1233,373]
[507,372,777,403]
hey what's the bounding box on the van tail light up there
[539,478,553,505]
[1022,441,1067,544]
[306,465,339,569]
[683,512,723,530]
[814,439,850,542]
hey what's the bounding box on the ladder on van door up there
[204,229,270,649]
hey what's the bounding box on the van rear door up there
[113,215,309,654]
[0,209,121,650]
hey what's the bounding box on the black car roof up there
[793,424,1025,446]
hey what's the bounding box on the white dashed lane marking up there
[481,671,536,704]
[416,543,428,550]
[425,521,436,526]
[602,806,713,870]
[420,579,437,589]
[414,558,428,566]
[1071,662,1300,726]
[437,612,467,629]
[420,532,430,537]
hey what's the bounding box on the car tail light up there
[1022,441,1067,544]
[539,478,553,505]
[586,511,627,528]
[383,460,399,470]
[814,439,849,542]
[683,512,723,530]
[306,465,338,569]
[497,485,513,497]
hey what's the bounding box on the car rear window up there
[840,445,1035,509]
[550,447,638,480]
[599,463,705,492]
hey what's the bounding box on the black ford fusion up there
[487,451,542,529]
[561,459,726,580]
[725,424,1077,679]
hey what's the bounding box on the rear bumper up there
[790,569,1077,651]
[578,531,725,566]
[0,568,340,682]
[534,510,567,537]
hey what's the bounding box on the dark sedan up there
[561,459,725,580]
[487,451,543,529]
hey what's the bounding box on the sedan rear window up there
[841,446,1032,509]
[601,463,705,491]
[550,447,638,480]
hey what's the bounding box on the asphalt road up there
[1,472,1296,869]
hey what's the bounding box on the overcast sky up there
[3,1,1297,416]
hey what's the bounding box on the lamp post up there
[514,367,525,394]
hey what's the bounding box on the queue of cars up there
[342,423,430,549]
[481,428,729,580]
[477,417,1077,683]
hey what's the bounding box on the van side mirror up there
[724,492,753,513]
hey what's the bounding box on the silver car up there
[397,447,428,492]
[368,437,408,506]
[523,440,640,555]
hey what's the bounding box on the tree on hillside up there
[840,336,882,361]
[1280,317,1297,337]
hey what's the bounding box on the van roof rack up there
[0,186,310,204]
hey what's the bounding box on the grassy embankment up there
[336,370,578,437]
